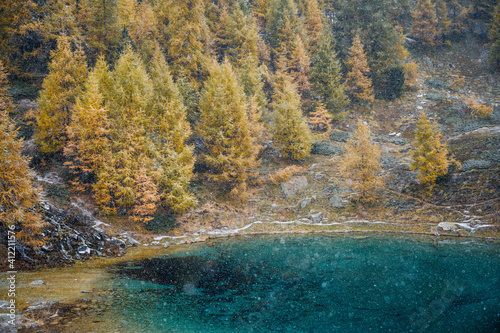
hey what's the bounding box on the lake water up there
[90,235,500,332]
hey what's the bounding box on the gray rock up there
[425,78,449,90]
[311,142,344,155]
[77,245,91,255]
[0,313,16,333]
[329,195,344,208]
[426,91,446,101]
[0,300,9,309]
[329,131,352,142]
[300,198,312,209]
[281,176,308,198]
[436,222,459,232]
[462,159,492,171]
[309,211,324,223]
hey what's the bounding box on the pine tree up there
[198,60,261,198]
[490,4,500,71]
[272,73,312,160]
[35,38,87,154]
[148,48,196,213]
[130,167,160,224]
[345,33,374,103]
[64,70,111,191]
[339,119,384,204]
[0,61,45,247]
[311,28,348,113]
[410,112,452,194]
[411,0,441,46]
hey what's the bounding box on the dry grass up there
[267,165,304,185]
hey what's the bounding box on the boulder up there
[311,142,344,156]
[281,176,308,198]
[425,78,449,90]
[329,195,344,208]
[300,198,313,209]
[309,211,324,223]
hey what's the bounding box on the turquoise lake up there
[97,235,500,332]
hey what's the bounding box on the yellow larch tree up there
[198,60,261,199]
[272,73,312,160]
[410,112,455,194]
[0,61,46,247]
[64,69,111,192]
[411,0,441,46]
[345,33,374,103]
[35,37,87,154]
[130,167,160,224]
[147,47,196,213]
[339,119,384,204]
[289,35,312,102]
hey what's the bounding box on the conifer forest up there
[1,0,500,331]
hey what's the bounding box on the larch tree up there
[147,47,196,213]
[302,0,323,51]
[345,33,374,103]
[94,46,153,213]
[0,61,45,247]
[410,112,454,194]
[272,73,312,160]
[64,70,111,191]
[308,103,332,134]
[339,118,384,204]
[155,0,212,85]
[490,3,500,71]
[289,35,312,103]
[411,0,441,46]
[198,60,261,198]
[79,0,121,62]
[35,38,88,154]
[0,0,39,74]
[130,167,160,224]
[311,28,348,113]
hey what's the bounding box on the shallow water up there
[91,235,500,333]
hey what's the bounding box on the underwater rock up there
[29,280,44,285]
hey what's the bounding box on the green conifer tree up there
[311,28,348,113]
[35,38,88,154]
